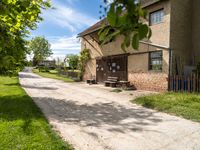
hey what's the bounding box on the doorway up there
[96,54,128,82]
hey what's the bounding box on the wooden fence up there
[169,74,200,92]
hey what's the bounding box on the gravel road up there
[19,70,200,150]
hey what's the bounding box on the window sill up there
[149,21,164,26]
[148,70,163,73]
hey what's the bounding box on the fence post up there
[169,76,172,91]
[198,74,199,92]
[181,75,183,92]
[171,74,200,93]
[197,74,200,92]
[188,77,190,92]
[193,74,196,92]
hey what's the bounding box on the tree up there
[99,0,151,51]
[29,36,53,66]
[0,0,51,74]
[78,49,91,80]
[66,54,79,70]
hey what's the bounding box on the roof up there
[78,19,107,37]
[78,0,162,37]
[141,0,161,8]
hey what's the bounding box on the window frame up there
[149,9,164,26]
[148,51,163,71]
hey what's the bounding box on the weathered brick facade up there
[128,72,168,91]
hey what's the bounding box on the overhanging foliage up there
[99,0,151,51]
[0,0,51,75]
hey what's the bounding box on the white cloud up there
[43,1,98,32]
[47,35,81,58]
[107,0,113,4]
[65,0,79,4]
[50,35,80,50]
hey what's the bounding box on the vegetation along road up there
[0,75,72,149]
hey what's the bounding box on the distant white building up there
[38,60,56,67]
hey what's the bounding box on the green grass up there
[33,69,74,82]
[0,76,73,150]
[132,92,200,123]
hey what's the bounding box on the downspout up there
[168,48,173,91]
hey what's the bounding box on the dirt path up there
[19,70,200,150]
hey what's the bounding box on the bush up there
[38,66,50,72]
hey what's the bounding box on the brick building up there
[78,0,200,91]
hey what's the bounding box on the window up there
[149,51,162,71]
[149,9,164,25]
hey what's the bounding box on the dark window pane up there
[150,51,162,58]
[149,51,163,71]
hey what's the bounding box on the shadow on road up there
[32,96,165,134]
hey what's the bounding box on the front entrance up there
[96,54,128,82]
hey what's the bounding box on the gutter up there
[140,41,169,50]
[168,48,173,91]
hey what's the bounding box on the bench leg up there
[105,83,110,87]
[110,83,116,87]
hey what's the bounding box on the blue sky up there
[31,0,104,59]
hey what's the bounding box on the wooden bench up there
[104,76,119,87]
[118,81,130,89]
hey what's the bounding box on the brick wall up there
[128,72,168,91]
[128,49,169,92]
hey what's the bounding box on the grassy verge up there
[0,76,73,149]
[132,92,200,123]
[33,69,74,82]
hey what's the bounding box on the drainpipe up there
[168,48,173,91]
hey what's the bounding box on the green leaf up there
[148,28,152,39]
[132,33,139,49]
[99,27,111,42]
[121,42,126,52]
[138,6,144,17]
[100,0,150,51]
[138,24,149,40]
[124,35,131,47]
[107,3,117,26]
[118,15,127,26]
[110,29,120,37]
[101,30,120,45]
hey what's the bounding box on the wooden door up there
[96,58,107,82]
[107,55,127,81]
[96,54,128,83]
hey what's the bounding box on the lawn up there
[132,92,200,123]
[0,76,73,149]
[33,69,74,82]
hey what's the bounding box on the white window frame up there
[149,9,164,25]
